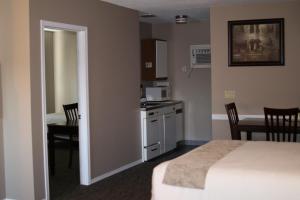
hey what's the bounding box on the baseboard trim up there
[177,140,209,146]
[90,159,142,184]
[212,114,264,120]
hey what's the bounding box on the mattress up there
[151,161,205,200]
[151,141,300,200]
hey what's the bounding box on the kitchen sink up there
[161,101,174,104]
[145,102,162,105]
[142,101,173,106]
[140,102,161,107]
[140,101,177,109]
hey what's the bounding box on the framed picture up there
[228,18,284,66]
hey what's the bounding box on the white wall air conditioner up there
[190,44,211,68]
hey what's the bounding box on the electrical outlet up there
[145,62,152,68]
[224,90,236,99]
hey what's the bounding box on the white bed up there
[151,141,300,200]
[152,161,205,200]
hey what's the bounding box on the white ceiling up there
[101,0,292,23]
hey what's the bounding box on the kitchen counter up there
[140,100,182,111]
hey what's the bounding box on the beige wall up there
[29,0,140,198]
[45,30,78,114]
[0,122,4,198]
[45,31,55,113]
[0,0,35,199]
[153,21,212,141]
[0,57,4,199]
[0,3,5,198]
[140,22,152,39]
[53,30,78,113]
[211,2,300,139]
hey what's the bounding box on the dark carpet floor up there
[50,144,197,200]
[49,143,80,199]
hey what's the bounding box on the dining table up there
[47,120,78,175]
[237,118,300,141]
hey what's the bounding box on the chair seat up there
[54,133,78,141]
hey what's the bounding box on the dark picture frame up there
[228,18,284,66]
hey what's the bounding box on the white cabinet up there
[156,40,168,78]
[163,112,176,153]
[141,104,177,161]
[144,116,162,147]
[144,143,160,161]
[141,109,163,161]
[175,103,184,142]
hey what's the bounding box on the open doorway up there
[46,28,79,198]
[40,21,90,200]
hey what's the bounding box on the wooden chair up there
[63,103,79,121]
[52,103,79,168]
[63,103,79,167]
[225,103,241,140]
[264,107,299,142]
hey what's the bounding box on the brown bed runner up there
[163,140,245,189]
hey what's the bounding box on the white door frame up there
[40,20,91,200]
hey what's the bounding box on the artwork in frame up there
[228,18,284,66]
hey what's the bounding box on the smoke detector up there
[175,15,188,24]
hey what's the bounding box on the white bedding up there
[205,141,300,200]
[151,161,205,200]
[152,141,300,200]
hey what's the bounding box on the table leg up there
[48,131,55,175]
[246,131,252,141]
[69,132,73,168]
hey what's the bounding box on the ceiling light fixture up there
[141,13,156,18]
[175,15,188,24]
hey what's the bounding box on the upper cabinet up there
[141,39,168,81]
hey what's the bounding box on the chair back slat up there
[225,103,241,140]
[63,103,79,121]
[264,107,298,142]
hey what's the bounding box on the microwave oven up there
[145,87,171,101]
